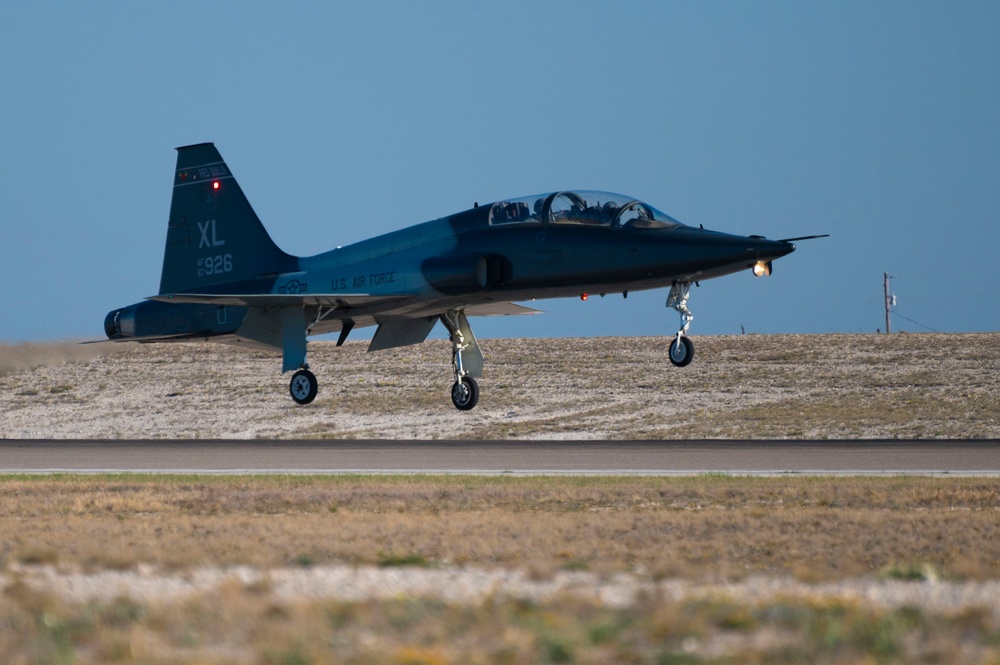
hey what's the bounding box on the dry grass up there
[4,475,1000,663]
[1,333,998,439]
[3,475,1000,581]
[4,581,1000,664]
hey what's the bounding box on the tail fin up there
[158,143,297,295]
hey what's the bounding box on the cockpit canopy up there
[488,190,685,230]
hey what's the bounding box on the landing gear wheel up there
[289,369,318,405]
[451,376,479,411]
[668,336,695,367]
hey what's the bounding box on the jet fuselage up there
[104,143,811,409]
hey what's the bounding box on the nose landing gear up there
[451,376,479,410]
[442,310,484,411]
[668,335,694,367]
[666,280,695,367]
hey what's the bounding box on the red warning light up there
[580,293,588,301]
[212,181,220,190]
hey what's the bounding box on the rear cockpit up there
[488,190,686,229]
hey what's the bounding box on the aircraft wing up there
[149,293,410,308]
[147,293,541,365]
[150,293,541,316]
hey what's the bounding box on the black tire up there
[289,369,318,405]
[668,336,695,367]
[451,376,479,411]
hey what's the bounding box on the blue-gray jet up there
[105,144,825,409]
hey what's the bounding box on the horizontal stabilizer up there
[97,332,216,344]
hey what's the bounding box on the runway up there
[1,440,999,475]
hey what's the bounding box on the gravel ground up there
[1,333,998,439]
[12,564,1000,617]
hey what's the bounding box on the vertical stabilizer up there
[159,143,297,295]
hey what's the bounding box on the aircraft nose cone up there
[752,237,795,261]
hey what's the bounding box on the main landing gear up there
[282,309,486,410]
[666,280,695,368]
[289,366,318,405]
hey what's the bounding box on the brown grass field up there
[3,474,1000,664]
[4,474,999,580]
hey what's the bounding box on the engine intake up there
[422,254,511,294]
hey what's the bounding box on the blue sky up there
[1,1,998,342]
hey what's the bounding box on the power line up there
[891,311,940,333]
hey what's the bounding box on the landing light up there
[752,261,772,277]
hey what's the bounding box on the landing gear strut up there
[666,280,695,367]
[289,366,318,405]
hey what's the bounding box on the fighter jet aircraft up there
[104,143,825,409]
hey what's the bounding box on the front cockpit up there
[488,190,686,230]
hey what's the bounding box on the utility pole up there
[883,272,891,334]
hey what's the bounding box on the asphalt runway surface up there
[1,440,999,475]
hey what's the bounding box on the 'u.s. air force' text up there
[331,271,396,290]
